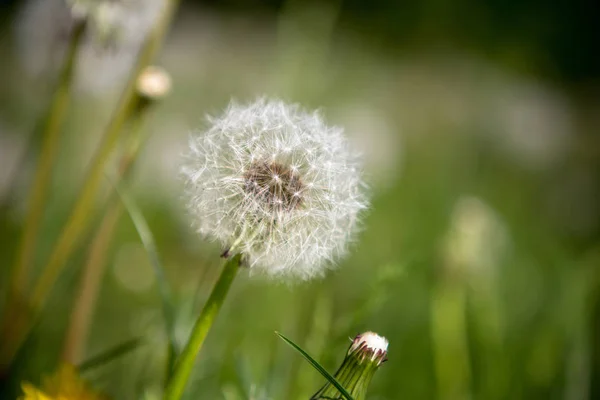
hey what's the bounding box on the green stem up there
[30,0,180,313]
[61,96,154,364]
[0,19,86,373]
[311,352,376,400]
[431,277,471,400]
[164,254,242,400]
[0,0,181,370]
[8,19,85,305]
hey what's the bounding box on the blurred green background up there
[0,0,599,399]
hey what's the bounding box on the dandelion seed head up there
[182,98,368,281]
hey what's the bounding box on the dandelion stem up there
[30,0,180,313]
[0,18,86,374]
[5,17,85,315]
[62,198,122,363]
[164,254,242,400]
[61,94,152,364]
[0,0,180,370]
[431,277,471,400]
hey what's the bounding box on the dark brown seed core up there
[244,161,304,211]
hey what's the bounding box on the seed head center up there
[244,161,304,211]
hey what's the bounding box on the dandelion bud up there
[182,98,368,281]
[136,66,172,102]
[312,332,388,400]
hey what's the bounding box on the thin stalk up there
[30,0,180,313]
[61,96,149,364]
[469,275,508,399]
[298,291,332,398]
[284,290,318,399]
[112,172,178,382]
[564,268,592,400]
[7,18,86,309]
[0,0,181,369]
[0,19,86,375]
[164,254,242,400]
[78,337,144,372]
[61,198,122,364]
[431,276,471,400]
[277,331,354,400]
[311,356,374,400]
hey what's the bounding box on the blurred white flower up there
[488,79,572,170]
[14,0,165,94]
[134,117,188,199]
[181,98,368,280]
[390,56,573,170]
[442,196,510,282]
[332,102,402,187]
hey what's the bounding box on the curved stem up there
[164,254,242,400]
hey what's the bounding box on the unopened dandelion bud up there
[312,332,388,400]
[182,98,368,281]
[136,65,172,102]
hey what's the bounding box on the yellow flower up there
[19,364,107,400]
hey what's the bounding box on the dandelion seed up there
[181,98,368,281]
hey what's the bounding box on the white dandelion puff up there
[181,98,368,281]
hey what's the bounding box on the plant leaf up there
[275,331,354,400]
[79,337,144,372]
[110,175,178,377]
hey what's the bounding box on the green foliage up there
[79,337,144,372]
[111,175,178,377]
[276,331,354,400]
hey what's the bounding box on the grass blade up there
[275,331,354,400]
[78,337,143,372]
[110,176,178,377]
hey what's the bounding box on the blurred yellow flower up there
[19,364,107,400]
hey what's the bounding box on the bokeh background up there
[0,0,599,399]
